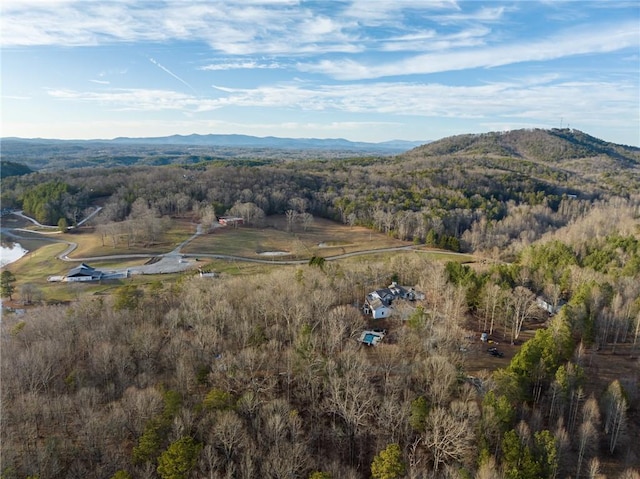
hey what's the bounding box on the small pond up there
[0,243,28,267]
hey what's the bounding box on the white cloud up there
[341,0,458,25]
[0,1,492,56]
[2,1,636,68]
[433,5,510,23]
[0,1,361,54]
[2,95,32,100]
[300,21,640,79]
[45,75,638,136]
[47,88,205,111]
[211,85,237,93]
[200,60,283,71]
[380,26,490,52]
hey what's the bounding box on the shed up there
[218,216,244,226]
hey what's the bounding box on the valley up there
[1,128,638,479]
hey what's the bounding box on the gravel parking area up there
[126,255,197,275]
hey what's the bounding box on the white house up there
[536,296,565,316]
[65,263,103,282]
[63,263,126,282]
[363,296,392,319]
[363,282,421,319]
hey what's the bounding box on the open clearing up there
[182,216,411,259]
[2,213,474,304]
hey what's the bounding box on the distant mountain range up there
[1,134,427,153]
[2,129,638,176]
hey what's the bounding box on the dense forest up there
[2,129,639,256]
[1,128,639,478]
[0,135,418,171]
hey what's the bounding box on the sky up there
[1,0,639,145]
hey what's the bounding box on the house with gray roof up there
[363,282,421,319]
[65,263,103,282]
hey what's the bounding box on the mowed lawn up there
[182,216,411,259]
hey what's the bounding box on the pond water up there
[0,243,28,267]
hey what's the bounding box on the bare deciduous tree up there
[418,355,458,407]
[508,286,537,344]
[199,204,217,232]
[301,212,314,231]
[475,456,503,479]
[285,209,297,232]
[576,420,597,479]
[481,283,505,335]
[419,406,475,475]
[602,380,628,454]
[20,283,43,305]
[617,469,640,479]
[325,351,377,465]
[212,410,246,465]
[587,457,604,479]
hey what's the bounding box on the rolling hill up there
[398,128,640,195]
[0,134,427,171]
[405,128,639,163]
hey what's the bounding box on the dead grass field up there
[2,213,474,304]
[195,215,407,259]
[184,216,412,259]
[64,218,196,257]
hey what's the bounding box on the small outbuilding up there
[218,216,244,227]
[536,296,565,316]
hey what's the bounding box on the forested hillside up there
[2,128,638,257]
[409,129,639,164]
[1,128,639,479]
[0,161,32,179]
[0,135,419,171]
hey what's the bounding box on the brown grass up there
[183,216,412,259]
[2,214,474,305]
[65,219,196,257]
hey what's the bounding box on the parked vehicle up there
[487,347,504,357]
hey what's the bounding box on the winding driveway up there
[4,211,471,274]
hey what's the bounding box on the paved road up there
[5,211,474,275]
[10,207,103,229]
[10,210,58,229]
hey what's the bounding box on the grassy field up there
[183,216,413,259]
[63,218,197,257]
[2,213,474,305]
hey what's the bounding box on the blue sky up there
[1,1,639,145]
